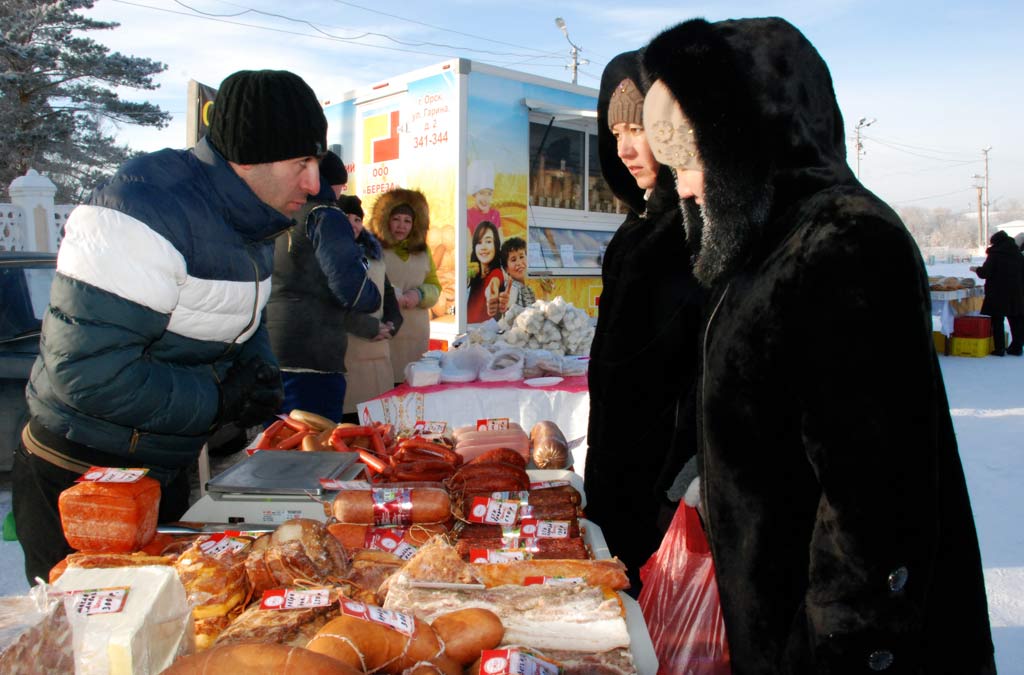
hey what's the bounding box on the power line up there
[890,187,973,205]
[862,134,982,164]
[170,0,563,59]
[859,134,979,159]
[111,0,560,66]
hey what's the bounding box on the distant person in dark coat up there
[972,229,1024,355]
[583,51,705,597]
[642,17,995,673]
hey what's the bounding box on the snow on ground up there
[0,259,1021,671]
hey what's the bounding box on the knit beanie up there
[208,69,327,164]
[337,195,363,219]
[607,78,644,129]
[320,151,348,186]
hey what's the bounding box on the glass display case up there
[527,223,617,276]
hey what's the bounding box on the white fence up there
[0,169,74,253]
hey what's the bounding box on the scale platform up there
[183,450,364,525]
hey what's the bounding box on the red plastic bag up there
[638,502,731,675]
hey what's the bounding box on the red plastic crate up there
[953,315,992,339]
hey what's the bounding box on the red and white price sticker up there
[519,518,571,539]
[340,600,415,635]
[478,649,561,675]
[76,467,148,483]
[199,532,249,557]
[412,420,447,436]
[259,588,333,611]
[66,587,130,616]
[365,529,418,560]
[476,417,509,432]
[371,487,414,526]
[468,496,520,525]
[469,548,529,564]
[523,576,584,587]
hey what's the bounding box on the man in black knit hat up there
[14,69,330,583]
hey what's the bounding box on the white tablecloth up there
[931,288,984,336]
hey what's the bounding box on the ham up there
[58,477,161,552]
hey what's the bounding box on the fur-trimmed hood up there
[642,17,857,263]
[368,188,430,252]
[597,51,676,214]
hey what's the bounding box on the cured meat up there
[456,536,590,560]
[213,595,339,647]
[58,476,161,552]
[332,487,452,526]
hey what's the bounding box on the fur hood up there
[597,51,676,214]
[368,188,430,252]
[642,18,857,263]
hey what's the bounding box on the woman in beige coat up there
[368,189,440,383]
[339,196,403,420]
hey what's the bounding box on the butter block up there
[53,565,193,675]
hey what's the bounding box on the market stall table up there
[357,375,591,473]
[931,287,984,336]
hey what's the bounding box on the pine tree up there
[0,0,170,201]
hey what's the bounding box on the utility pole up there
[982,146,992,239]
[972,174,985,248]
[554,17,588,85]
[854,117,876,178]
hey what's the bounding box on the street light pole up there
[982,146,992,239]
[855,117,876,178]
[554,17,587,85]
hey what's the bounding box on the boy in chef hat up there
[467,159,502,234]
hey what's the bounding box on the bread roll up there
[431,607,504,664]
[163,643,362,674]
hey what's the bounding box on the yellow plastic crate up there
[932,332,947,355]
[949,336,995,358]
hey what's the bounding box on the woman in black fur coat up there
[583,51,705,596]
[972,229,1024,355]
[641,17,995,673]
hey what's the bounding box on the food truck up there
[323,58,628,348]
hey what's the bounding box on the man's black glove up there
[218,358,284,427]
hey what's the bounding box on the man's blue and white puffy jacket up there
[26,138,291,480]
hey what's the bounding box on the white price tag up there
[260,588,333,610]
[476,417,509,431]
[468,497,520,525]
[340,600,415,635]
[67,587,129,616]
[199,534,250,557]
[77,467,148,483]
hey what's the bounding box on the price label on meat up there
[528,480,570,491]
[77,467,148,483]
[479,649,561,675]
[199,533,250,557]
[413,420,447,436]
[470,548,529,563]
[469,496,520,525]
[341,600,415,636]
[523,575,584,587]
[67,587,130,616]
[260,588,333,611]
[519,518,571,539]
[476,417,510,432]
[371,487,414,526]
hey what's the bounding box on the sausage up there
[383,460,457,483]
[331,487,452,525]
[327,523,448,551]
[456,536,590,560]
[458,521,581,540]
[465,447,528,469]
[289,409,338,431]
[462,484,582,509]
[449,462,530,493]
[430,608,504,665]
[529,421,570,469]
[452,422,522,443]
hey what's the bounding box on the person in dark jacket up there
[971,229,1024,355]
[15,70,328,584]
[641,18,995,673]
[338,195,403,423]
[266,153,381,422]
[582,51,705,597]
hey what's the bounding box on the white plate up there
[523,376,564,387]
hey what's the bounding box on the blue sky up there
[85,0,1023,214]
